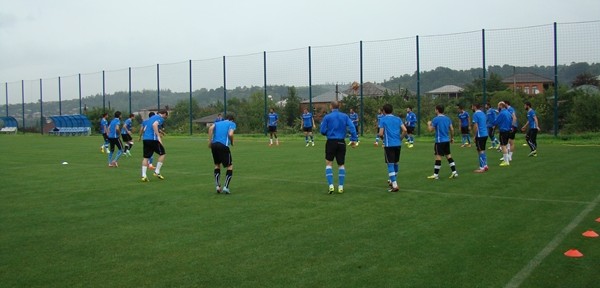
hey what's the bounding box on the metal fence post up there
[21,80,25,129]
[78,73,82,115]
[359,41,364,137]
[553,22,559,137]
[263,51,268,136]
[223,56,227,115]
[102,70,106,112]
[58,76,62,115]
[416,35,421,136]
[40,79,43,134]
[482,29,487,105]
[128,67,132,114]
[189,60,193,135]
[157,64,160,110]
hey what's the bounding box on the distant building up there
[426,85,464,99]
[193,113,222,127]
[300,90,348,120]
[342,82,396,97]
[502,73,554,95]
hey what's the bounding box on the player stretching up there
[141,110,168,181]
[427,105,458,179]
[208,114,236,194]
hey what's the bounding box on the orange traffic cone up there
[564,249,584,258]
[582,230,599,238]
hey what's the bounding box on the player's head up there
[406,106,413,112]
[158,109,168,118]
[498,101,507,110]
[485,103,491,109]
[472,103,481,111]
[129,113,135,119]
[226,114,235,121]
[269,108,275,113]
[524,101,532,110]
[102,113,108,118]
[382,104,393,114]
[504,100,511,106]
[457,104,464,111]
[330,101,340,110]
[114,111,122,118]
[435,105,445,114]
[149,111,156,117]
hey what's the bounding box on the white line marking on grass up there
[504,192,600,288]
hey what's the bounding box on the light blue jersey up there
[320,109,357,141]
[142,114,164,140]
[458,111,470,128]
[302,112,313,128]
[527,109,537,129]
[108,118,121,138]
[349,112,358,127]
[121,118,132,135]
[212,120,236,146]
[507,106,518,127]
[405,111,417,127]
[494,109,513,132]
[486,108,498,128]
[472,110,488,138]
[432,114,452,143]
[100,118,108,134]
[268,112,278,127]
[377,113,384,127]
[380,114,403,147]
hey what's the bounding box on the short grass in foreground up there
[0,134,599,287]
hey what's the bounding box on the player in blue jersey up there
[267,108,279,146]
[485,103,500,149]
[141,110,168,181]
[521,101,540,157]
[471,104,489,173]
[121,113,135,157]
[320,101,358,194]
[215,113,223,123]
[505,100,518,161]
[301,108,316,147]
[138,112,156,169]
[99,113,109,153]
[427,105,458,179]
[493,102,513,166]
[374,109,384,146]
[457,105,471,147]
[107,111,124,167]
[348,108,360,146]
[208,114,236,194]
[378,104,407,192]
[404,106,417,148]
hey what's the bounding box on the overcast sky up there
[1,0,598,83]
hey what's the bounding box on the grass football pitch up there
[1,134,599,287]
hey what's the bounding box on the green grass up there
[1,134,599,287]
